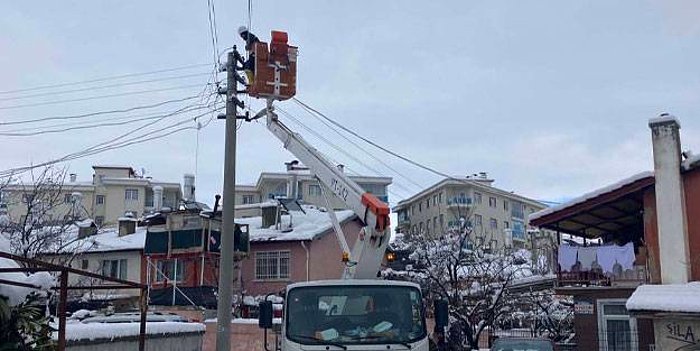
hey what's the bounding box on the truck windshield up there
[286,285,426,346]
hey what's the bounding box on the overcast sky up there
[1,1,699,209]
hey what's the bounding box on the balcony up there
[557,265,648,288]
[447,196,472,206]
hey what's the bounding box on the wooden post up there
[139,287,149,351]
[58,271,68,351]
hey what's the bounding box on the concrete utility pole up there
[216,50,239,351]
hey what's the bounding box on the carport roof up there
[529,171,655,239]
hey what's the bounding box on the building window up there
[242,194,255,204]
[511,202,525,219]
[503,200,509,211]
[155,259,184,282]
[419,203,422,212]
[474,192,483,205]
[21,193,32,203]
[504,221,510,229]
[96,195,105,205]
[426,219,431,234]
[64,194,73,203]
[474,214,483,227]
[94,216,104,227]
[255,251,290,280]
[597,299,638,351]
[432,195,437,206]
[81,259,89,270]
[308,184,322,197]
[101,259,127,280]
[438,192,443,204]
[125,188,139,201]
[490,218,498,230]
[419,222,424,233]
[489,196,497,208]
[439,214,444,229]
[426,198,430,209]
[433,216,438,230]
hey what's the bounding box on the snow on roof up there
[648,114,681,127]
[684,152,700,171]
[118,217,139,222]
[59,226,147,253]
[530,171,654,222]
[75,219,95,228]
[0,236,55,305]
[626,282,700,313]
[57,321,205,341]
[235,205,356,242]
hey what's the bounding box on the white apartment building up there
[393,173,547,248]
[234,164,391,214]
[1,165,185,227]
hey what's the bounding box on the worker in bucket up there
[237,25,260,84]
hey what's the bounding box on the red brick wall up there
[643,189,661,284]
[644,168,700,283]
[683,169,700,281]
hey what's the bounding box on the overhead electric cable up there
[293,98,456,180]
[276,107,415,197]
[0,107,221,177]
[0,95,202,126]
[293,102,425,190]
[0,72,211,102]
[0,83,209,110]
[0,63,210,95]
[0,104,215,137]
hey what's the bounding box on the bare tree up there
[385,208,533,350]
[0,166,94,265]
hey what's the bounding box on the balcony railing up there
[557,264,648,288]
[447,196,472,206]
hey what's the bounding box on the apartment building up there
[1,165,184,227]
[234,165,391,212]
[393,173,546,247]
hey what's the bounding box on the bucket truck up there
[247,30,447,351]
[257,105,435,351]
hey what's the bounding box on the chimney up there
[153,185,164,211]
[183,174,196,201]
[337,164,345,173]
[69,173,77,183]
[118,216,137,236]
[649,114,690,284]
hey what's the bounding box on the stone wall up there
[66,332,203,351]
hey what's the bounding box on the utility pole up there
[216,49,242,351]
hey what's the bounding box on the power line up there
[0,103,215,137]
[0,95,202,126]
[293,98,457,181]
[0,83,210,110]
[276,107,415,198]
[206,0,220,69]
[0,63,210,95]
[0,107,221,177]
[0,72,211,102]
[293,100,425,190]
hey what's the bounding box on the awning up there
[530,172,655,239]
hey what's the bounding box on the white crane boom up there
[263,106,391,279]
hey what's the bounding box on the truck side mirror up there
[259,301,273,329]
[434,300,449,329]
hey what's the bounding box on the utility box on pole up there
[248,31,298,101]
